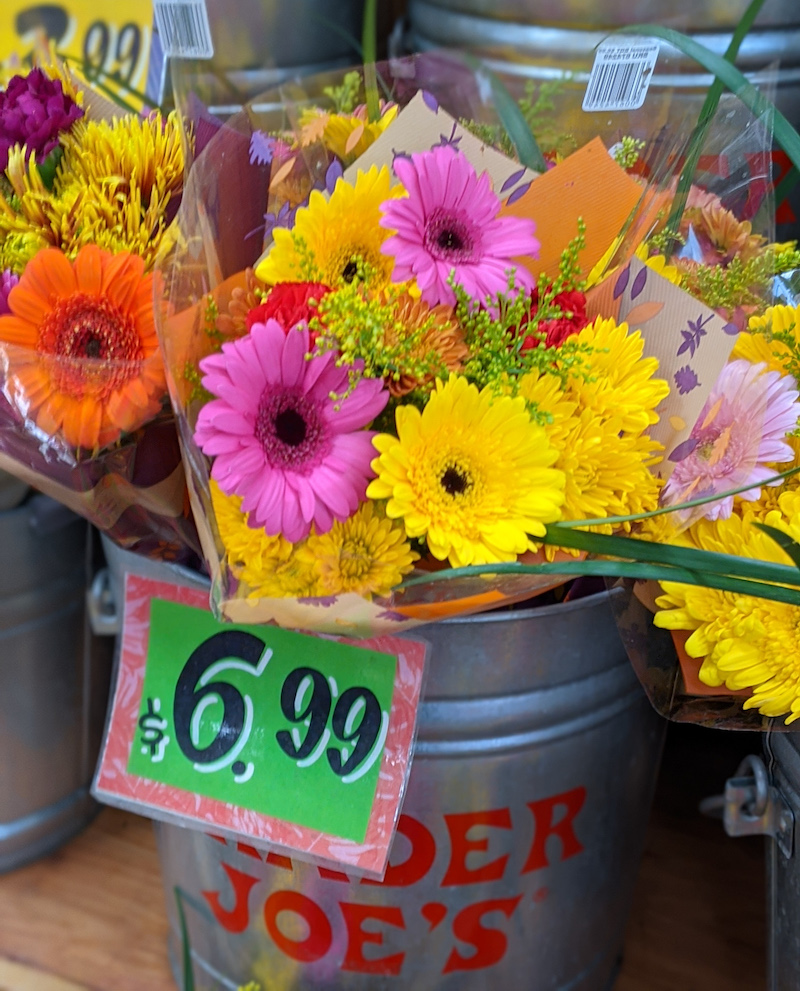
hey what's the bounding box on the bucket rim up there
[431,585,622,627]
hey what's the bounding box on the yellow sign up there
[0,0,156,105]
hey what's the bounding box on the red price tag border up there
[93,574,428,880]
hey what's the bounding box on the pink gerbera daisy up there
[379,145,539,307]
[194,320,388,542]
[663,359,800,520]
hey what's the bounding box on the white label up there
[153,0,214,59]
[582,37,659,112]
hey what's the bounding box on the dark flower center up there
[255,388,331,472]
[441,465,471,496]
[38,292,142,399]
[274,408,307,446]
[425,207,481,264]
[342,258,360,282]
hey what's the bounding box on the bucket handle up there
[700,755,794,858]
[86,567,120,637]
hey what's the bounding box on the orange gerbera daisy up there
[0,245,165,451]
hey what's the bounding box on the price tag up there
[0,0,160,109]
[94,575,428,879]
[582,36,660,113]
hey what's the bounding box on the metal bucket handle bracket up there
[701,755,794,859]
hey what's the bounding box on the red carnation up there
[246,282,330,343]
[517,286,589,350]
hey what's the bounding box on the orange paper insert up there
[501,137,644,283]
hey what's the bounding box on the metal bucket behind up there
[0,498,112,872]
[98,539,665,991]
[763,733,800,991]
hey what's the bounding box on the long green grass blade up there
[460,53,546,172]
[775,165,800,213]
[615,22,800,177]
[541,524,800,586]
[362,0,379,123]
[636,0,766,241]
[554,465,800,530]
[399,559,800,606]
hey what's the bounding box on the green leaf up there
[175,887,195,991]
[460,53,547,173]
[614,23,800,179]
[754,522,800,570]
[37,146,63,191]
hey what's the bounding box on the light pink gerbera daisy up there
[379,145,539,307]
[194,320,388,543]
[663,359,800,520]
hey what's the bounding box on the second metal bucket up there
[98,535,665,991]
[0,497,112,872]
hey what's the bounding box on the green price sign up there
[127,599,398,844]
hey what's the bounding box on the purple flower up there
[0,69,84,171]
[0,270,19,316]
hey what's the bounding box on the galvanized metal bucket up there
[98,537,665,991]
[0,497,112,872]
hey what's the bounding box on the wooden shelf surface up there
[0,724,766,991]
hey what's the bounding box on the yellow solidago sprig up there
[312,281,468,399]
[367,374,566,568]
[255,165,403,291]
[653,509,800,723]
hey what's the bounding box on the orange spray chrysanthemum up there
[0,245,165,451]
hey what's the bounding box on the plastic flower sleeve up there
[0,62,201,564]
[156,51,797,636]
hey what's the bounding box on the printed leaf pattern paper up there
[615,258,738,478]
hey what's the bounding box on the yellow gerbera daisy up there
[294,501,418,598]
[654,511,800,722]
[255,165,403,291]
[734,304,800,376]
[367,375,565,567]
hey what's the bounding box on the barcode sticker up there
[582,37,659,112]
[153,0,213,59]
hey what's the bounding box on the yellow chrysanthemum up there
[734,304,800,376]
[367,374,565,567]
[322,105,399,163]
[519,368,663,552]
[0,112,185,272]
[295,501,418,598]
[255,165,403,291]
[654,511,800,722]
[570,317,670,434]
[210,481,294,579]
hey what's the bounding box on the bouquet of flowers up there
[0,55,200,562]
[154,45,800,644]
